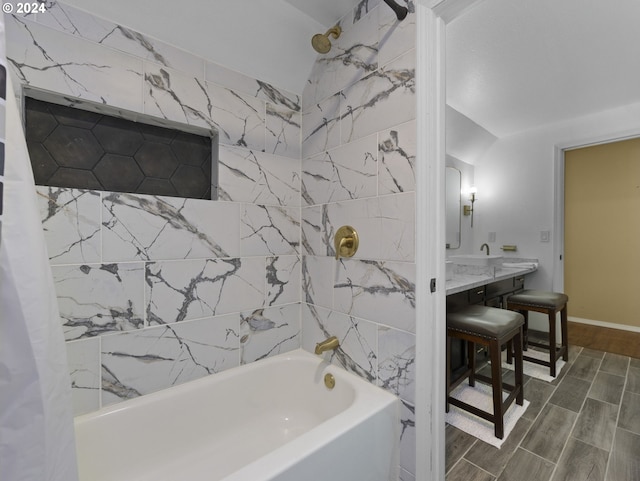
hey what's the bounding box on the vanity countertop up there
[445,264,537,296]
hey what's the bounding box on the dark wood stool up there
[446,305,524,439]
[507,289,569,377]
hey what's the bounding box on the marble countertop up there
[445,265,538,296]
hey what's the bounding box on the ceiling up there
[63,0,640,138]
[447,0,640,138]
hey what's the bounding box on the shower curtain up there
[0,16,79,481]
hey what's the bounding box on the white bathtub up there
[74,349,400,481]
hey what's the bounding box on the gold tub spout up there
[315,336,340,355]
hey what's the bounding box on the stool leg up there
[514,328,524,405]
[561,304,569,362]
[489,338,504,439]
[468,341,476,387]
[548,308,557,377]
[521,310,529,350]
[506,339,513,365]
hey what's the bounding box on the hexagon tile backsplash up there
[25,97,213,199]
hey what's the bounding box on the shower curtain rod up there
[383,0,408,20]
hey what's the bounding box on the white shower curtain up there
[0,17,79,481]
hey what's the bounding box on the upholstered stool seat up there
[507,289,569,377]
[447,305,524,439]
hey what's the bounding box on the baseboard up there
[568,316,640,334]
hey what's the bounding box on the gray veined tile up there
[53,262,145,340]
[445,424,477,475]
[301,303,377,383]
[521,404,577,463]
[378,119,416,195]
[265,103,301,160]
[378,327,416,403]
[145,258,265,325]
[302,133,379,206]
[32,2,205,77]
[572,397,617,452]
[101,193,240,261]
[143,63,214,131]
[301,92,342,159]
[400,400,416,477]
[624,366,640,395]
[340,48,415,144]
[217,145,300,206]
[240,204,300,256]
[239,303,300,364]
[101,317,240,406]
[65,337,101,416]
[5,15,144,112]
[36,186,102,265]
[266,256,301,307]
[333,259,416,332]
[521,378,556,421]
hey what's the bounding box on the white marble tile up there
[65,337,101,416]
[378,326,415,403]
[240,303,300,364]
[205,61,301,112]
[101,193,240,261]
[301,205,326,256]
[378,119,416,194]
[265,102,301,160]
[145,257,265,325]
[143,63,214,131]
[302,255,334,308]
[53,262,145,340]
[205,81,265,151]
[217,145,300,206]
[326,197,382,260]
[333,259,415,332]
[101,316,239,405]
[303,10,378,110]
[301,92,341,159]
[266,255,301,307]
[378,0,415,68]
[353,0,383,24]
[379,192,415,262]
[33,2,204,77]
[340,48,415,144]
[302,133,378,206]
[399,399,416,477]
[301,303,377,382]
[240,204,300,256]
[36,186,101,265]
[5,15,143,112]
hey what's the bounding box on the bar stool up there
[446,305,524,439]
[507,290,569,377]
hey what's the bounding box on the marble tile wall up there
[5,2,302,416]
[300,2,417,479]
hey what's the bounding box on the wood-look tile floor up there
[445,342,640,481]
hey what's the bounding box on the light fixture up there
[463,186,477,227]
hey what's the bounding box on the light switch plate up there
[540,230,550,242]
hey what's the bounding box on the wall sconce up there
[463,186,477,227]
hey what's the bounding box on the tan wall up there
[565,137,640,328]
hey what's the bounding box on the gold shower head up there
[311,25,342,54]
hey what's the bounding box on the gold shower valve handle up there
[334,225,359,260]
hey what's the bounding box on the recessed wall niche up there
[24,96,217,200]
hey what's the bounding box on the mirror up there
[445,167,461,249]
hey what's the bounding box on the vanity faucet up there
[315,336,340,355]
[480,243,490,255]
